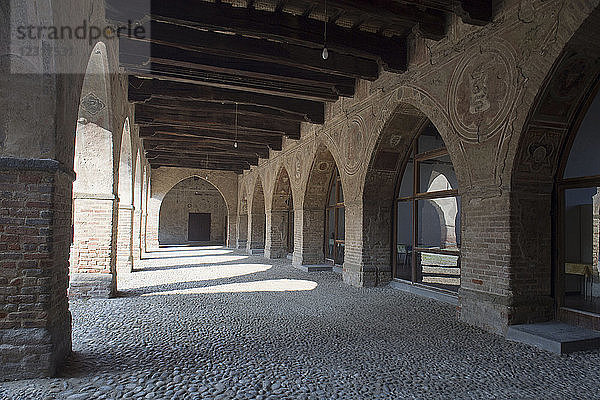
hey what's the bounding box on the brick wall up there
[116,204,133,272]
[70,196,116,298]
[0,160,72,380]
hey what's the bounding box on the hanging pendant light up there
[322,0,328,60]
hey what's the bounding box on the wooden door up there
[188,213,211,242]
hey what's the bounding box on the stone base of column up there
[265,247,287,259]
[459,288,554,335]
[68,273,116,298]
[0,317,72,381]
[342,263,392,287]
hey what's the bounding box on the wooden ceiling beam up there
[119,32,358,93]
[143,138,270,159]
[322,0,447,40]
[149,158,249,173]
[135,104,301,138]
[121,21,379,80]
[106,0,407,72]
[125,65,341,102]
[138,98,312,123]
[139,126,284,151]
[128,76,325,124]
[145,149,260,166]
[119,39,356,99]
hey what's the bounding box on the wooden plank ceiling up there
[106,0,495,173]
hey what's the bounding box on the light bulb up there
[322,47,328,60]
[234,141,238,148]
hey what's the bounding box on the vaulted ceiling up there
[106,0,496,173]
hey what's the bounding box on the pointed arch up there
[70,41,117,297]
[115,118,135,273]
[266,166,295,258]
[248,176,266,253]
[158,177,228,245]
[295,143,343,267]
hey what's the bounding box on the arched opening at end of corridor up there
[158,177,228,246]
[69,41,118,299]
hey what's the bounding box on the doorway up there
[189,213,211,242]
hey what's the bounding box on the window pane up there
[398,160,413,198]
[395,201,413,280]
[338,181,344,203]
[564,93,600,179]
[417,197,460,250]
[563,187,600,313]
[419,155,457,193]
[416,251,460,292]
[417,123,445,153]
[326,208,335,259]
[328,180,336,206]
[337,207,345,241]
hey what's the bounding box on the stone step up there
[506,321,600,354]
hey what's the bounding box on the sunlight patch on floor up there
[119,263,272,290]
[142,279,318,296]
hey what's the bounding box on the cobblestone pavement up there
[2,246,600,399]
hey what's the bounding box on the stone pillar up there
[247,212,265,253]
[0,159,73,380]
[294,207,325,266]
[265,210,288,259]
[69,194,117,298]
[116,204,133,273]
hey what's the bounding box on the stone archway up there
[296,143,342,267]
[146,168,239,249]
[116,118,134,273]
[247,177,266,253]
[265,166,294,259]
[70,41,118,298]
[158,177,227,245]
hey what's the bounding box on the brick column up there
[69,193,117,298]
[246,212,265,253]
[116,204,133,273]
[458,188,554,335]
[237,214,248,249]
[0,159,73,380]
[294,207,324,266]
[265,210,288,259]
[141,212,148,255]
[226,212,237,248]
[342,201,369,287]
[132,209,142,262]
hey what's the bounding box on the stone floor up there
[2,246,600,399]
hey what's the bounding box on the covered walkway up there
[2,247,599,399]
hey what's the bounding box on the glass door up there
[394,123,461,293]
